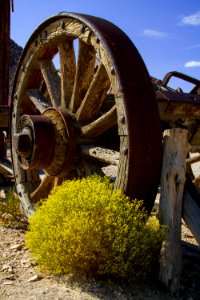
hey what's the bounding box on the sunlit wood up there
[81,105,117,137]
[27,89,49,113]
[39,59,61,107]
[30,174,53,202]
[76,63,110,122]
[58,40,76,108]
[81,145,119,166]
[69,40,96,112]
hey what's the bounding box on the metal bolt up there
[122,147,128,155]
[44,30,48,37]
[95,36,100,43]
[119,115,125,124]
[60,20,65,29]
[81,25,86,33]
[110,66,115,74]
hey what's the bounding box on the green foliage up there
[0,188,27,228]
[26,175,165,281]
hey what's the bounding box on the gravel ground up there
[1,154,200,299]
[1,219,200,300]
[0,225,178,300]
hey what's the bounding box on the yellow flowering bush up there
[0,189,27,228]
[26,175,165,280]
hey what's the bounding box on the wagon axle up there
[12,107,76,176]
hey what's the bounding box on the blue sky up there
[11,0,200,91]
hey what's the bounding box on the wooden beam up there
[183,177,200,246]
[0,0,10,105]
[159,128,188,295]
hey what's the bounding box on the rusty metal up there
[15,114,55,170]
[161,71,200,89]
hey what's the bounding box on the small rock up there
[4,281,14,285]
[27,274,42,282]
[3,275,15,280]
[22,263,31,268]
[10,243,24,251]
[1,264,14,273]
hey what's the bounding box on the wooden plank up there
[159,128,188,295]
[183,178,200,246]
[0,0,10,105]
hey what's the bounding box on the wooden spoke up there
[30,174,54,203]
[81,159,105,176]
[81,145,119,166]
[39,59,61,107]
[58,40,76,108]
[0,156,13,177]
[27,89,49,113]
[81,105,117,138]
[69,40,96,112]
[186,154,200,166]
[76,63,110,122]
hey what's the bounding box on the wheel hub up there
[12,108,75,176]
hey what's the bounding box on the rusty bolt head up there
[110,66,115,74]
[60,20,65,29]
[81,25,86,33]
[12,133,32,159]
[119,115,125,124]
[122,147,128,155]
[95,36,100,43]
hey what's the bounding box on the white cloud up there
[180,11,200,26]
[142,29,166,38]
[184,61,200,67]
[186,44,200,50]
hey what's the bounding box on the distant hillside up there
[9,39,23,96]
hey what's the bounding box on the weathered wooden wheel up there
[11,13,162,216]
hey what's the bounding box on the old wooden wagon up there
[0,0,200,218]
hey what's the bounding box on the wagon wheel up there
[11,13,162,216]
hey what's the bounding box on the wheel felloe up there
[11,13,162,216]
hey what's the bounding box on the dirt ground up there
[0,222,200,300]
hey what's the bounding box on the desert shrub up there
[0,188,27,228]
[26,175,165,281]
